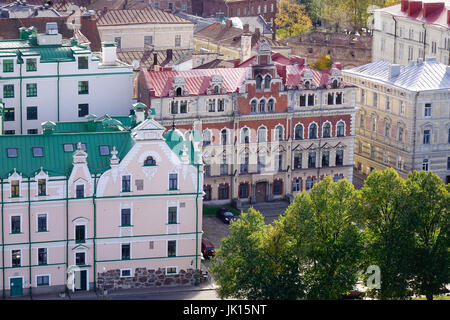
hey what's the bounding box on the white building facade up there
[372,0,450,66]
[343,58,450,184]
[0,24,134,135]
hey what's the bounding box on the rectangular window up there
[336,150,344,166]
[75,252,85,266]
[273,181,282,195]
[220,163,228,175]
[99,145,110,156]
[300,95,306,106]
[76,185,84,198]
[122,175,131,192]
[373,92,378,107]
[78,81,89,95]
[423,130,430,144]
[4,130,15,135]
[120,269,132,277]
[32,147,43,157]
[239,184,249,198]
[447,157,450,171]
[168,207,177,224]
[294,152,302,169]
[27,129,38,134]
[64,144,74,152]
[11,181,19,198]
[144,36,153,46]
[167,240,176,257]
[424,103,431,117]
[37,275,50,286]
[3,59,14,72]
[180,101,187,113]
[78,104,89,117]
[166,267,177,274]
[208,100,215,112]
[78,56,88,69]
[322,151,330,167]
[114,37,121,49]
[169,173,178,190]
[12,250,21,267]
[75,225,86,243]
[38,179,46,196]
[308,152,316,168]
[121,208,131,226]
[11,215,21,233]
[37,214,47,232]
[26,58,37,71]
[398,127,404,142]
[38,248,47,265]
[121,243,131,260]
[27,106,38,120]
[26,83,37,97]
[3,84,14,98]
[7,148,18,158]
[217,99,224,112]
[293,179,301,192]
[4,108,14,121]
[327,93,334,105]
[175,35,181,47]
[308,94,314,106]
[336,92,342,104]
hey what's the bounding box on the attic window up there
[7,148,18,158]
[32,147,43,157]
[144,156,156,166]
[176,87,182,97]
[64,144,74,152]
[99,145,110,156]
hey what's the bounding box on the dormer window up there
[176,87,182,97]
[304,81,310,89]
[332,79,338,89]
[144,156,156,166]
[11,180,20,198]
[214,86,219,94]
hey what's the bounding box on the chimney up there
[226,19,233,28]
[243,23,249,33]
[153,53,158,66]
[401,0,409,12]
[389,64,401,79]
[166,49,173,61]
[407,1,422,16]
[254,27,261,41]
[240,30,252,62]
[423,2,444,18]
[101,41,117,66]
[133,102,147,124]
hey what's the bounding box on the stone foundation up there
[97,268,203,291]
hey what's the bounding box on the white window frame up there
[168,172,178,191]
[10,214,22,234]
[36,212,48,232]
[74,222,87,244]
[37,247,48,265]
[121,242,132,260]
[336,120,346,137]
[167,239,178,257]
[120,268,133,278]
[36,274,51,286]
[120,204,133,227]
[166,266,178,275]
[74,250,87,266]
[121,174,132,193]
[11,248,22,267]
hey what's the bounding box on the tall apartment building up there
[372,0,450,65]
[0,108,203,297]
[342,58,450,184]
[139,42,357,205]
[0,23,134,135]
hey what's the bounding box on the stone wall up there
[97,268,204,291]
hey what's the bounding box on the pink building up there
[0,106,204,297]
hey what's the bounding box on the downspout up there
[92,173,97,291]
[57,62,60,122]
[1,178,5,299]
[27,177,32,298]
[65,173,69,294]
[392,16,397,64]
[411,92,419,172]
[20,61,23,134]
[194,164,200,285]
[421,23,426,60]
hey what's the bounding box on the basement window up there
[120,269,132,277]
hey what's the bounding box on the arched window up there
[275,125,283,141]
[258,127,267,143]
[336,121,345,137]
[268,99,274,112]
[322,122,331,138]
[256,75,263,90]
[332,79,338,89]
[203,130,211,146]
[176,87,183,96]
[309,123,317,139]
[294,124,303,140]
[144,156,156,166]
[304,81,310,89]
[214,85,219,94]
[264,75,271,89]
[250,100,257,113]
[221,129,227,145]
[241,127,249,144]
[259,99,265,112]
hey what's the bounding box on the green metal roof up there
[0,131,135,177]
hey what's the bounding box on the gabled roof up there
[96,7,194,26]
[117,49,192,70]
[343,59,450,91]
[142,67,249,97]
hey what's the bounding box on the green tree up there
[281,177,363,299]
[404,171,450,300]
[310,53,333,70]
[275,0,312,39]
[360,169,415,299]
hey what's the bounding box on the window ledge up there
[37,230,49,233]
[120,225,133,228]
[10,232,23,235]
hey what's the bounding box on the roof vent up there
[389,64,401,79]
[45,22,58,35]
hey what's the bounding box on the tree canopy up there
[274,0,312,39]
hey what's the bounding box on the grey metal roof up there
[343,59,450,92]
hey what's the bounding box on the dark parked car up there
[216,207,238,224]
[201,240,215,259]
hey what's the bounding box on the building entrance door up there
[10,277,23,297]
[255,182,267,203]
[75,270,88,291]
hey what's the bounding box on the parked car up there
[201,240,215,259]
[216,207,238,224]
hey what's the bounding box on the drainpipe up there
[1,178,5,299]
[57,62,61,122]
[92,173,97,291]
[27,177,32,298]
[316,90,324,182]
[411,92,419,172]
[421,23,426,60]
[194,164,200,285]
[392,16,397,64]
[65,173,69,294]
[20,62,23,134]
